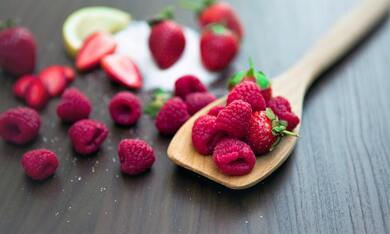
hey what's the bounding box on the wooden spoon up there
[167,0,390,189]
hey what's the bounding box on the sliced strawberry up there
[13,74,36,99]
[24,79,49,110]
[62,66,75,83]
[39,65,68,97]
[101,54,142,89]
[76,31,117,71]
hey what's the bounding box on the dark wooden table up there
[1,0,389,233]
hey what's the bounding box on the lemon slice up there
[63,6,131,57]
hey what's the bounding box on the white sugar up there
[115,21,219,90]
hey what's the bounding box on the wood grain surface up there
[0,0,389,233]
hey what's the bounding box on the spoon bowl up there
[167,0,390,189]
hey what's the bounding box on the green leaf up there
[269,137,282,151]
[228,71,246,89]
[279,120,288,127]
[255,71,271,89]
[265,108,276,121]
[144,89,172,118]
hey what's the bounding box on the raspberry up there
[21,149,59,180]
[207,105,225,116]
[155,97,190,135]
[267,96,291,113]
[268,96,300,131]
[185,92,216,115]
[109,91,142,126]
[227,81,266,111]
[192,115,226,155]
[68,119,108,155]
[212,138,256,176]
[278,112,300,131]
[0,107,40,144]
[174,75,207,99]
[118,139,155,175]
[216,100,251,138]
[261,87,272,103]
[56,88,92,123]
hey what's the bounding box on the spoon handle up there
[293,0,390,91]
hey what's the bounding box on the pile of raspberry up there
[154,75,217,135]
[191,80,300,176]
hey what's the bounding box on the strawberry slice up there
[25,79,49,110]
[63,66,75,83]
[13,74,36,99]
[101,54,142,89]
[76,32,117,71]
[39,65,68,97]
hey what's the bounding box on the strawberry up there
[24,79,49,110]
[62,66,75,83]
[148,8,186,69]
[13,74,36,99]
[38,65,68,97]
[246,108,297,155]
[200,24,238,71]
[185,0,243,40]
[0,20,36,76]
[228,59,272,102]
[101,54,142,89]
[76,31,117,71]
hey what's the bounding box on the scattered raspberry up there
[216,100,251,138]
[0,107,40,144]
[212,138,256,176]
[108,91,142,126]
[155,97,190,135]
[21,149,59,180]
[68,119,108,155]
[227,81,266,111]
[185,92,216,115]
[192,115,225,155]
[207,105,225,116]
[56,88,92,123]
[268,96,300,131]
[118,139,155,175]
[174,75,207,99]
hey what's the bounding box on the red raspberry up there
[109,91,142,126]
[278,112,300,131]
[268,96,291,113]
[268,96,300,131]
[212,138,256,176]
[174,75,207,99]
[118,139,155,175]
[227,81,266,111]
[261,87,272,103]
[68,119,108,155]
[207,105,224,116]
[0,107,40,144]
[21,149,59,180]
[216,100,251,138]
[56,88,92,123]
[155,97,190,135]
[192,115,226,155]
[185,92,216,115]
